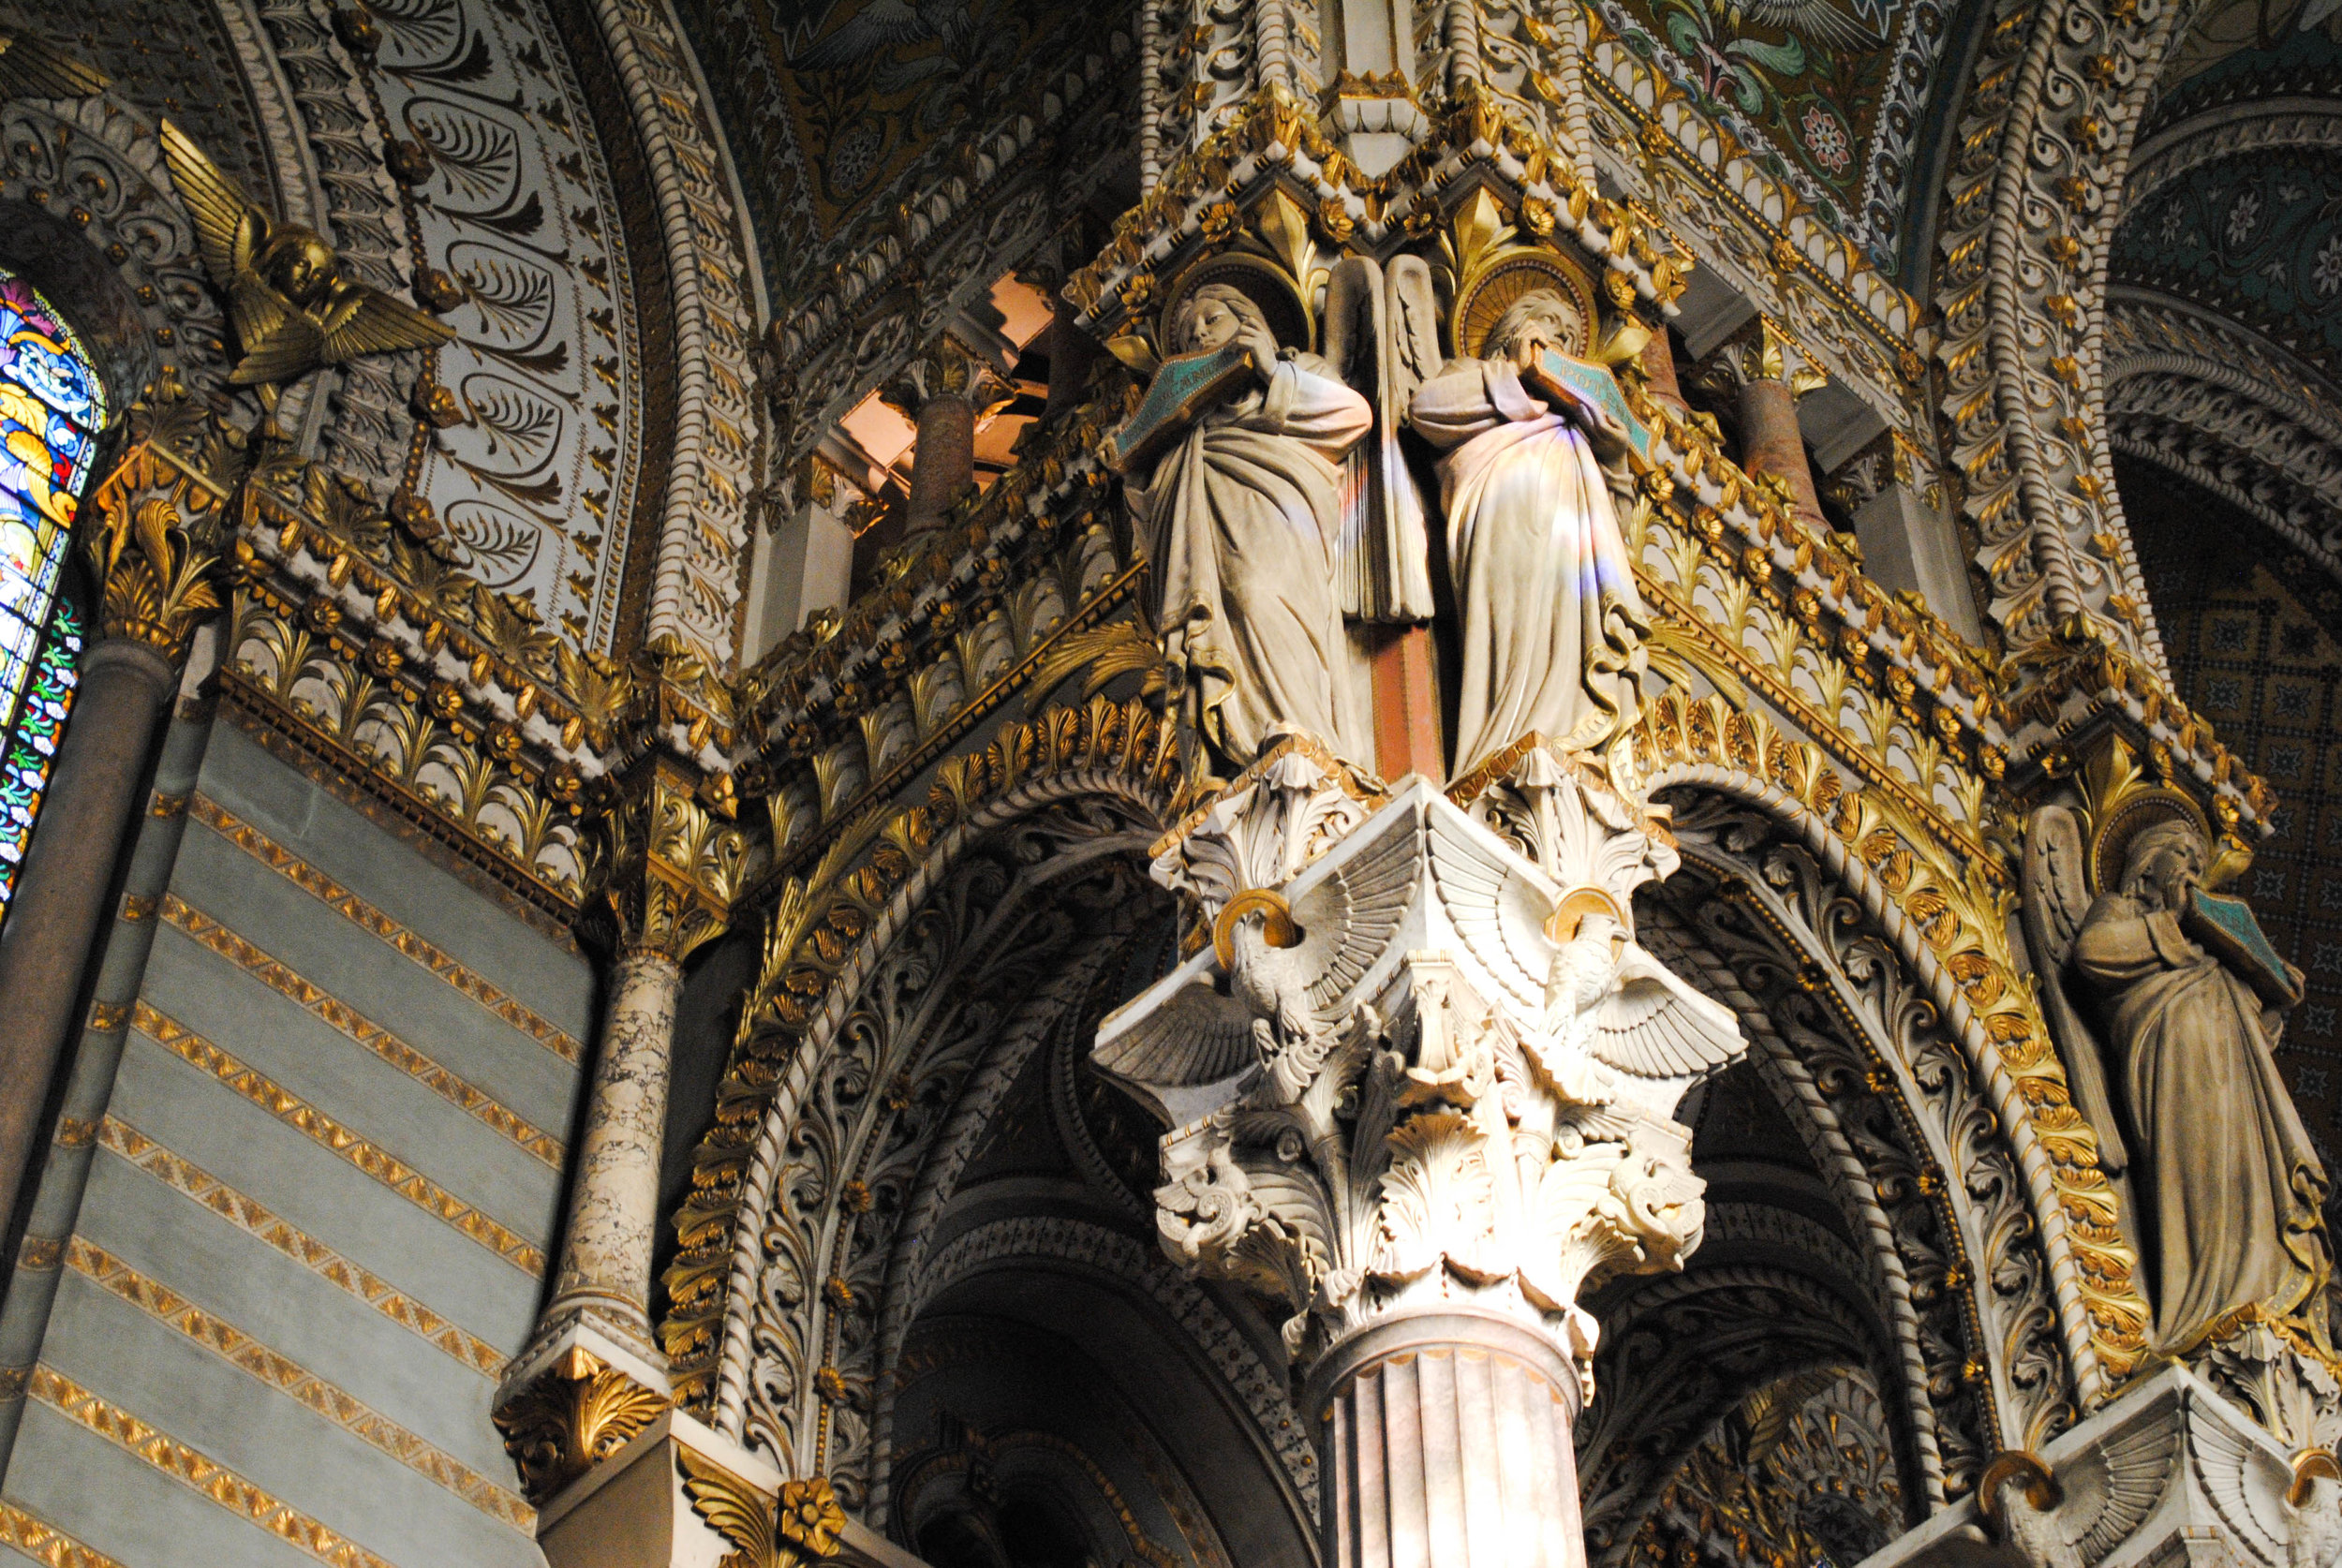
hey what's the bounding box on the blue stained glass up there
[0,271,97,932]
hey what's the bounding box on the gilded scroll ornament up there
[491,1344,669,1504]
[583,757,753,963]
[84,426,236,662]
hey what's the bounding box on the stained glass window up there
[0,270,103,928]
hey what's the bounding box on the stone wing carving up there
[2061,1420,2182,1563]
[1288,815,1420,1015]
[1987,1420,2180,1568]
[1092,975,1255,1091]
[1096,806,1419,1100]
[2190,1412,2295,1566]
[1428,806,1562,1013]
[2022,803,2129,1176]
[1592,944,1743,1087]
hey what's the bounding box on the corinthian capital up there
[82,406,241,662]
[582,756,752,962]
[877,335,1015,420]
[1700,317,1830,400]
[1097,748,1747,1388]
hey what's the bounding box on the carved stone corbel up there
[492,1329,673,1506]
[515,1380,915,1568]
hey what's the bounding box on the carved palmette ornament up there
[1098,764,1746,1383]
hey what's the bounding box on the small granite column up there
[0,642,174,1228]
[0,445,230,1235]
[1705,319,1830,529]
[882,339,1011,538]
[497,752,747,1507]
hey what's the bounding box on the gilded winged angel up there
[158,120,452,420]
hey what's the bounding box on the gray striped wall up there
[0,718,594,1568]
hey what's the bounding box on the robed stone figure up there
[1407,290,1651,775]
[1127,283,1372,767]
[2070,820,2330,1347]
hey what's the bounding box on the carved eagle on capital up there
[157,119,453,397]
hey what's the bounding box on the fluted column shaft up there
[0,639,175,1231]
[1309,1310,1586,1568]
[543,946,684,1341]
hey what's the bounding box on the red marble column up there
[1737,375,1828,529]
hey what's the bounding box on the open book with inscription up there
[1108,344,1260,475]
[1519,348,1653,466]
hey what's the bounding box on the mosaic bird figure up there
[1710,0,1884,50]
[158,118,452,419]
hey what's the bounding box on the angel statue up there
[158,120,452,427]
[2028,804,2330,1351]
[1121,283,1373,770]
[1408,286,1652,776]
[1321,255,1442,625]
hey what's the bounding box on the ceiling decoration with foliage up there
[670,0,1125,308]
[1591,0,1956,266]
[2112,150,2342,381]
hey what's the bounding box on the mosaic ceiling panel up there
[2112,148,2342,384]
[1593,0,1954,265]
[2123,455,2342,1189]
[371,0,653,651]
[670,0,1121,304]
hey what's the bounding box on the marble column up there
[0,640,175,1232]
[1311,1310,1587,1568]
[1101,752,1745,1568]
[1638,322,1689,413]
[541,947,684,1343]
[497,756,746,1506]
[1704,319,1830,529]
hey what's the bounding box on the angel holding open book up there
[1407,279,1653,777]
[1120,281,1372,769]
